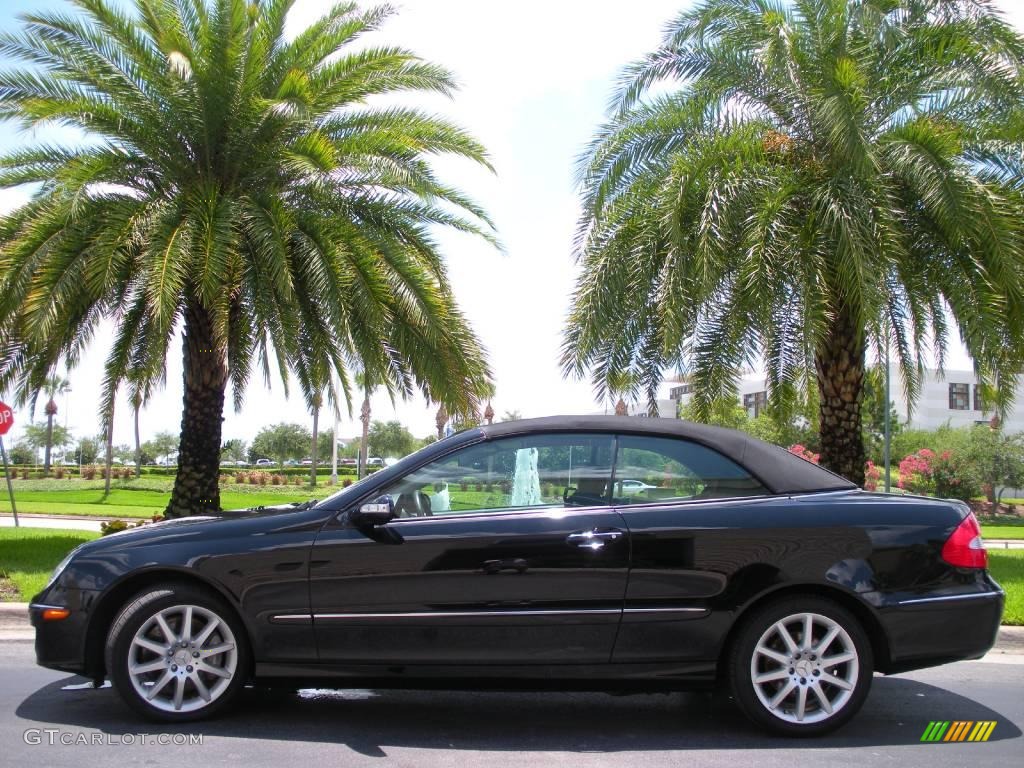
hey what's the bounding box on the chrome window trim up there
[385,502,613,526]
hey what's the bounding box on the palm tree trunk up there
[167,301,227,518]
[359,393,370,479]
[133,402,141,478]
[815,306,866,486]
[310,405,319,488]
[44,408,54,474]
[103,403,114,495]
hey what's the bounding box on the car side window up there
[613,435,767,504]
[379,433,615,517]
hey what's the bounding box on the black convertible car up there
[30,416,1003,735]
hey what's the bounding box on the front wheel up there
[729,595,873,736]
[105,584,249,721]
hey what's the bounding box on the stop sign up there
[0,401,13,436]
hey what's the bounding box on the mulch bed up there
[0,578,20,601]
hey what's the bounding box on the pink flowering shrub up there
[788,444,820,464]
[897,449,935,495]
[864,460,882,491]
[931,450,981,501]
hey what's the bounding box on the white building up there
[667,368,1024,432]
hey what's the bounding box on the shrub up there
[53,467,64,479]
[100,519,130,536]
[271,474,283,486]
[81,465,97,480]
[234,471,246,484]
[932,450,982,502]
[864,461,882,491]
[343,478,353,487]
[898,449,935,495]
[787,444,820,464]
[293,476,302,486]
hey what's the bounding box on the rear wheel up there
[105,584,248,721]
[729,595,873,736]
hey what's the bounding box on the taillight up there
[941,513,988,569]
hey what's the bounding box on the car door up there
[309,432,629,665]
[608,433,773,663]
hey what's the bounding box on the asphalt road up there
[1,641,1021,768]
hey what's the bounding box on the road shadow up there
[16,675,1021,756]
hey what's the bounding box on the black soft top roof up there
[474,415,855,495]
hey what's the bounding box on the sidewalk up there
[1,513,108,532]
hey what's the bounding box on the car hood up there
[77,503,323,551]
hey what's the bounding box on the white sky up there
[1,0,1022,448]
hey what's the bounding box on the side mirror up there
[352,495,395,526]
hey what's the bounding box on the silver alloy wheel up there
[749,611,859,724]
[127,604,238,713]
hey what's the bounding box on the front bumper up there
[29,587,96,676]
[877,581,1004,673]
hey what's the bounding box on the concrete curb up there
[0,603,31,642]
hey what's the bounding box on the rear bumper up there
[876,582,1004,674]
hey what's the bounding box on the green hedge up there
[225,466,378,478]
[1,464,379,480]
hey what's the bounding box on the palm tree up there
[294,334,335,488]
[127,365,163,478]
[0,0,494,515]
[435,402,448,439]
[348,370,376,479]
[564,0,1024,485]
[40,376,70,474]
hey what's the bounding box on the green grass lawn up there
[0,482,339,518]
[989,550,1024,625]
[0,527,100,600]
[982,526,1024,540]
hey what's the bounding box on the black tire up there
[729,595,874,736]
[105,583,249,722]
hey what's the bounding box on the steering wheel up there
[395,491,432,518]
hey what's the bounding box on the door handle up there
[566,529,623,550]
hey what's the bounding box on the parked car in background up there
[367,457,385,467]
[30,416,1002,735]
[617,479,657,496]
[254,458,274,467]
